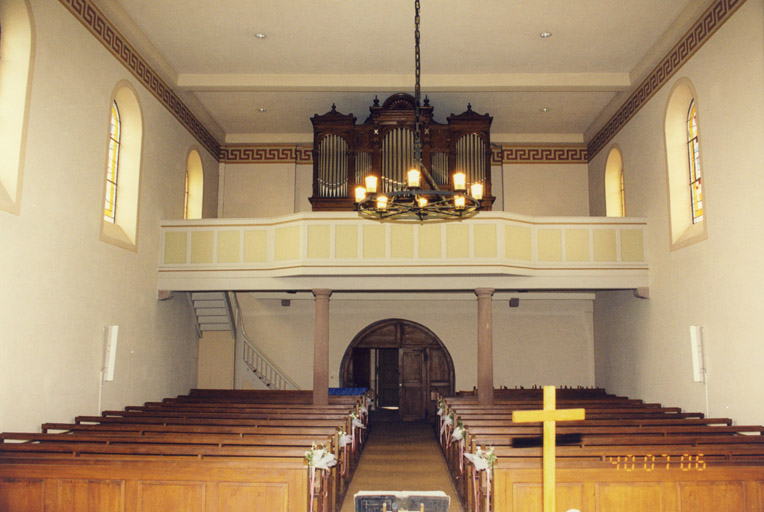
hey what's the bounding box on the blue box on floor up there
[354,491,449,512]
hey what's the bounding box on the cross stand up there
[512,386,585,512]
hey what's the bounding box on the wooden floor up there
[339,412,462,512]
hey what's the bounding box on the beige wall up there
[219,161,584,218]
[503,163,590,216]
[221,163,296,218]
[590,0,764,426]
[198,331,235,388]
[238,293,594,392]
[0,0,218,432]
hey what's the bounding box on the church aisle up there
[339,418,462,512]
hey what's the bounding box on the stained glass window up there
[104,101,121,223]
[687,100,703,224]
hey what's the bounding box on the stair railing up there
[229,292,299,390]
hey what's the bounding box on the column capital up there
[474,288,495,298]
[312,289,333,299]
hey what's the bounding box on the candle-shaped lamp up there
[470,183,484,200]
[376,195,388,211]
[365,175,378,194]
[453,172,466,191]
[355,186,367,203]
[407,168,421,188]
[454,195,466,209]
[417,197,428,208]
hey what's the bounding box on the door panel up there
[399,349,426,421]
[376,348,399,408]
[351,347,371,387]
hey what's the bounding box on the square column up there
[312,289,332,405]
[475,288,495,405]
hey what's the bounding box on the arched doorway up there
[340,319,455,421]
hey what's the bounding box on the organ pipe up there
[316,134,348,198]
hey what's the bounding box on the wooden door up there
[376,348,399,408]
[351,347,370,387]
[399,348,426,421]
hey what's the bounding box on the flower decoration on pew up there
[350,411,366,431]
[437,399,446,417]
[464,446,497,475]
[451,420,466,443]
[464,445,497,511]
[306,442,337,512]
[441,410,455,437]
[337,429,352,449]
[305,442,337,470]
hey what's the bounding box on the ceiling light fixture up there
[257,107,267,113]
[539,107,550,113]
[540,31,552,38]
[254,33,267,39]
[355,0,482,221]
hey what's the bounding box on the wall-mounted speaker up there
[689,325,705,383]
[103,325,119,382]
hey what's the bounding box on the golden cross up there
[512,386,585,512]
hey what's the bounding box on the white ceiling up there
[111,0,695,143]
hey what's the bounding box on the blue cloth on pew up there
[329,387,368,396]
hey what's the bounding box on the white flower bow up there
[307,446,337,470]
[440,413,453,436]
[451,425,466,442]
[464,452,490,471]
[338,432,352,448]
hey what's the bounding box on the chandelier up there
[355,0,483,221]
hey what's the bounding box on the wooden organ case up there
[309,93,495,211]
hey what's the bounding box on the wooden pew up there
[436,390,764,512]
[0,389,370,512]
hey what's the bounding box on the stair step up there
[196,315,230,324]
[193,299,227,309]
[194,307,229,316]
[199,323,232,331]
[191,292,227,301]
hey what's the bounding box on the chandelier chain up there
[414,0,422,164]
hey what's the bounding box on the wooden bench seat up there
[437,390,764,511]
[0,454,312,511]
[75,414,350,428]
[42,422,340,436]
[1,390,371,512]
[2,431,333,447]
[100,409,352,421]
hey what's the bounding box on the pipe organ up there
[310,93,495,211]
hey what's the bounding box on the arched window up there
[0,0,34,215]
[100,83,143,251]
[604,146,625,217]
[664,78,707,250]
[184,149,204,219]
[104,101,121,223]
[687,100,703,224]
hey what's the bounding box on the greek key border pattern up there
[222,144,585,165]
[495,145,588,164]
[587,0,745,159]
[221,145,314,164]
[59,0,221,159]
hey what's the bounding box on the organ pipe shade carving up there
[316,134,349,198]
